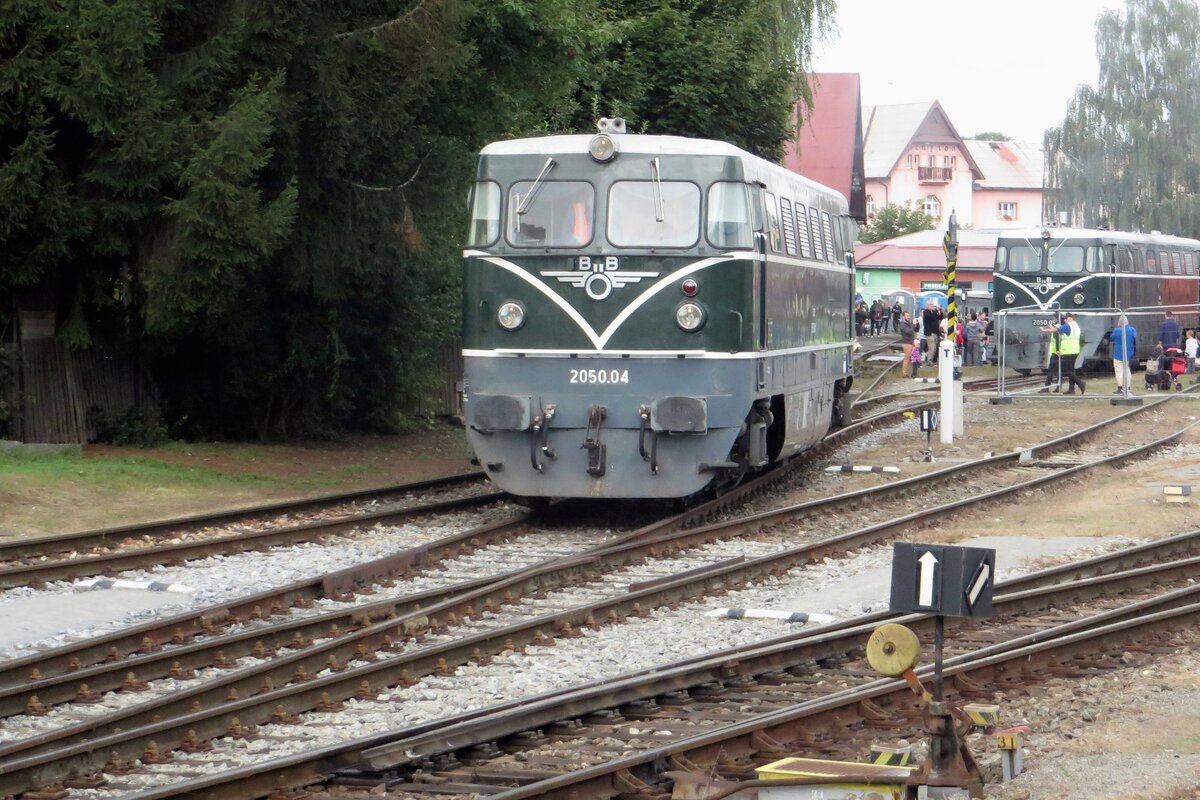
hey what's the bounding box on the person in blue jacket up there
[1159,310,1181,350]
[1110,315,1137,393]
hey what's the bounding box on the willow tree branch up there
[344,150,431,193]
[333,1,428,41]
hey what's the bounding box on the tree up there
[1,0,597,438]
[1044,0,1200,235]
[569,0,835,160]
[1,0,834,440]
[971,132,1011,141]
[859,203,936,243]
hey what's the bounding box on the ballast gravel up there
[0,507,518,660]
[60,535,1138,798]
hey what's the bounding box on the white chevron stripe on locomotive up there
[464,250,752,350]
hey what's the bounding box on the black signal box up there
[889,542,995,618]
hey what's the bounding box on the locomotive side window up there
[507,181,595,247]
[795,203,813,258]
[467,181,501,246]
[1172,251,1183,275]
[779,197,797,255]
[608,181,700,247]
[809,206,825,261]
[705,182,753,248]
[1047,245,1084,273]
[1007,245,1040,273]
[1085,246,1104,272]
[994,245,1008,270]
[764,192,781,251]
[1118,246,1134,273]
[821,211,836,262]
[1187,253,1197,275]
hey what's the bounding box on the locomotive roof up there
[992,226,1200,247]
[481,134,751,158]
[480,134,847,204]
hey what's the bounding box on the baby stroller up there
[1146,348,1186,391]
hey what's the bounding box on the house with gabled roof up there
[862,101,985,226]
[965,140,1045,228]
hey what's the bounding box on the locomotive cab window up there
[507,180,595,247]
[608,180,700,247]
[1047,245,1084,273]
[706,182,753,248]
[467,181,501,246]
[1006,245,1040,273]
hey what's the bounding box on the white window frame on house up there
[998,201,1018,220]
[866,195,875,217]
[922,195,941,219]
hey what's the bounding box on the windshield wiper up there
[516,157,557,219]
[651,157,665,222]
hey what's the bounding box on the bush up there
[89,405,169,447]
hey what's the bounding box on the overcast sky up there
[811,0,1126,144]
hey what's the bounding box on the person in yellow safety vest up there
[1039,311,1086,395]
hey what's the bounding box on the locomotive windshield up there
[608,181,700,247]
[1005,245,1041,273]
[507,181,595,247]
[1002,243,1086,273]
[1047,246,1085,273]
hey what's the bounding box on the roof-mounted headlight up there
[589,134,617,162]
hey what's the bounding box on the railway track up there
[0,397,1190,798]
[0,473,495,590]
[66,526,1200,799]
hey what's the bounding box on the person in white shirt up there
[1185,329,1198,374]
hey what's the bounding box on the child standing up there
[1186,329,1198,374]
[911,333,923,377]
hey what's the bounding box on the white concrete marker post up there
[939,340,955,444]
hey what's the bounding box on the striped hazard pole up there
[942,210,958,350]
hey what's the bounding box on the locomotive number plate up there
[569,368,630,385]
[1031,317,1057,327]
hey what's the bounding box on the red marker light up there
[681,279,699,297]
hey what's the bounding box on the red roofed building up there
[854,228,999,315]
[784,73,866,222]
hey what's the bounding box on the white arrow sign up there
[918,550,938,607]
[967,562,991,608]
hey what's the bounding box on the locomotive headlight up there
[1004,292,1016,304]
[1073,292,1085,305]
[588,134,617,162]
[675,302,706,332]
[497,301,526,330]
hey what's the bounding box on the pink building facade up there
[861,101,1043,230]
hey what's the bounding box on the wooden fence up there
[402,340,463,419]
[3,339,462,443]
[4,341,148,444]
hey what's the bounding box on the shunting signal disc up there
[866,623,922,677]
